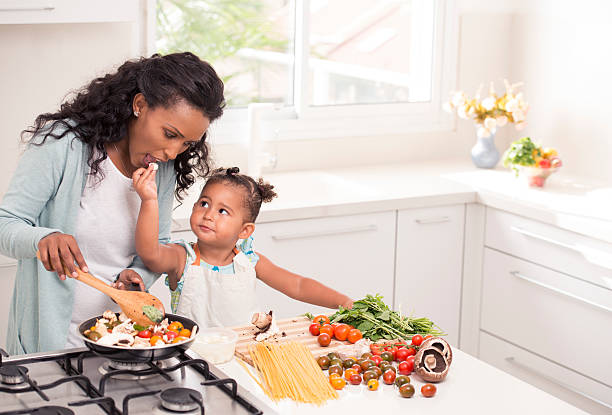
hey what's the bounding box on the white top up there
[65,155,141,348]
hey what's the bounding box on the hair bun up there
[227,167,240,175]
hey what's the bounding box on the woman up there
[0,52,225,354]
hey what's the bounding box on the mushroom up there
[414,337,452,382]
[251,311,273,331]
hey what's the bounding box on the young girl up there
[132,165,353,327]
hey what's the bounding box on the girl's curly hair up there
[22,52,225,201]
[204,167,277,222]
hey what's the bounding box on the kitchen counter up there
[171,160,612,244]
[213,347,586,414]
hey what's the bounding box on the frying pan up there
[78,313,198,362]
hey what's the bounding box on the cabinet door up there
[395,204,465,345]
[0,0,138,24]
[0,255,17,349]
[253,212,396,319]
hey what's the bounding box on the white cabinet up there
[394,204,465,346]
[252,212,396,319]
[0,0,139,24]
[0,255,17,350]
[479,207,612,413]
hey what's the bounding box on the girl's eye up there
[219,209,229,215]
[200,201,208,208]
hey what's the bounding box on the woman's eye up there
[164,130,177,139]
[219,209,229,215]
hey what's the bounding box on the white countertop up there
[214,347,586,414]
[172,160,612,243]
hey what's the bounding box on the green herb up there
[328,294,444,341]
[142,305,164,323]
[503,136,539,175]
[133,324,146,332]
[303,312,314,320]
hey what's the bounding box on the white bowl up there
[190,327,238,364]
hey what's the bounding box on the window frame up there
[152,0,458,144]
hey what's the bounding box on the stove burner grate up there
[160,388,203,413]
[98,359,166,380]
[0,365,28,385]
[31,406,75,415]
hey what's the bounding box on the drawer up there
[479,331,612,414]
[481,248,612,387]
[0,0,138,24]
[485,207,612,290]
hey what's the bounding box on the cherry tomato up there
[405,347,416,357]
[149,335,163,346]
[399,383,415,398]
[172,336,188,344]
[423,334,433,340]
[318,333,331,347]
[319,324,334,337]
[398,360,414,375]
[380,351,394,362]
[395,375,411,388]
[330,376,346,390]
[382,369,396,385]
[360,359,374,372]
[344,368,357,381]
[396,347,410,362]
[328,364,343,376]
[137,330,152,338]
[317,355,331,370]
[370,355,383,367]
[178,328,191,338]
[313,315,331,326]
[309,323,320,336]
[165,331,178,341]
[349,373,362,385]
[370,344,382,356]
[411,334,424,346]
[347,329,362,344]
[167,322,181,333]
[421,383,437,398]
[351,364,362,374]
[333,324,350,341]
[367,379,379,391]
[342,357,357,369]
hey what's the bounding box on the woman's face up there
[127,95,210,168]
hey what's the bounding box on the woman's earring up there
[134,111,140,117]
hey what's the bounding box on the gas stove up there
[0,347,277,415]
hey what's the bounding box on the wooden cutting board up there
[230,316,350,366]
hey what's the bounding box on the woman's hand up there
[38,232,88,280]
[111,269,145,291]
[340,298,354,310]
[132,163,158,202]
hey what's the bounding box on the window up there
[155,0,457,142]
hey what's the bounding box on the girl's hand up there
[38,232,88,280]
[132,163,158,202]
[111,269,145,291]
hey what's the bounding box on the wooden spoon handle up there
[36,251,116,297]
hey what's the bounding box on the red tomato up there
[309,323,320,336]
[411,334,424,347]
[396,347,410,362]
[351,364,362,374]
[347,329,363,344]
[382,369,396,385]
[333,324,350,341]
[370,344,382,356]
[318,333,331,347]
[165,330,178,341]
[405,347,416,357]
[313,315,330,326]
[398,360,414,375]
[319,324,334,336]
[370,355,383,367]
[421,383,437,398]
[538,158,551,168]
[137,330,152,338]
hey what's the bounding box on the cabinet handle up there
[510,226,578,251]
[0,6,55,12]
[271,224,377,241]
[415,216,450,224]
[504,357,612,409]
[510,271,612,314]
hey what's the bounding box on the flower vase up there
[471,132,500,169]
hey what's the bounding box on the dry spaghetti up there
[248,341,338,405]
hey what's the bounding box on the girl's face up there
[190,181,254,249]
[127,94,210,168]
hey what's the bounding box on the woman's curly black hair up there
[22,52,225,201]
[204,167,277,222]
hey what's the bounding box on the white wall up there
[509,0,612,181]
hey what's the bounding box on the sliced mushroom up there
[414,337,452,382]
[251,311,273,331]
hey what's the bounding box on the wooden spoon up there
[36,252,165,327]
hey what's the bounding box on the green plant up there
[503,136,539,175]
